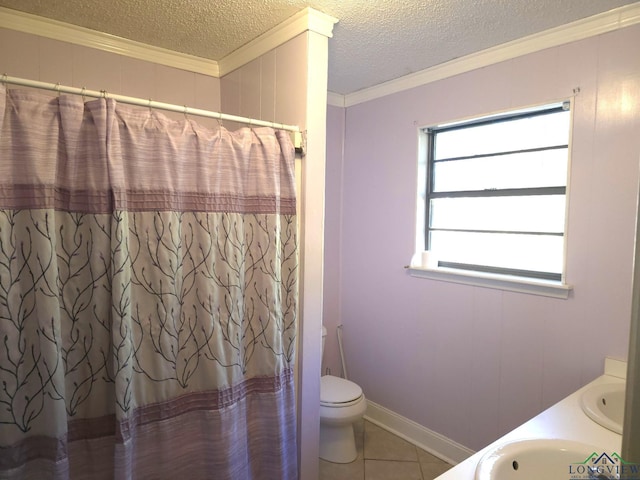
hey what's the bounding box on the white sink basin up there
[580,382,625,434]
[475,438,615,479]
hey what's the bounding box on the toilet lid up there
[320,375,363,404]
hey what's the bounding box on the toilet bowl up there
[320,326,366,463]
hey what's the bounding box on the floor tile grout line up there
[320,419,452,480]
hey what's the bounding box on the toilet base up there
[319,422,358,464]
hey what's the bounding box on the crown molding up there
[327,91,345,107]
[343,2,640,107]
[0,6,337,80]
[0,7,219,76]
[218,7,338,77]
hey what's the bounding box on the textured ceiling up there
[1,0,639,94]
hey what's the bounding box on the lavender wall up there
[323,104,346,378]
[326,25,640,451]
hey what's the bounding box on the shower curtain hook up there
[182,105,196,134]
[216,117,223,141]
[81,87,87,102]
[54,82,61,97]
[100,89,108,100]
[1,73,7,85]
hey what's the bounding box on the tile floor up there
[319,420,453,480]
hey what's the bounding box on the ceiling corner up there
[306,7,339,38]
[218,7,338,78]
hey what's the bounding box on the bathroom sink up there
[474,438,616,479]
[580,382,625,434]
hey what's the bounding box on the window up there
[418,103,571,283]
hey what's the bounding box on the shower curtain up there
[0,86,298,479]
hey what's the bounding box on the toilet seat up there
[320,375,363,407]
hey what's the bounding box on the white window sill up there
[406,266,572,299]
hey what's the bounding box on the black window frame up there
[424,104,570,282]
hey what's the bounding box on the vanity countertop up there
[436,373,625,479]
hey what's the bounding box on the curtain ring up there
[217,116,223,142]
[1,73,8,85]
[81,87,87,102]
[54,82,61,97]
[100,89,108,99]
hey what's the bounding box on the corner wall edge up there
[219,7,338,77]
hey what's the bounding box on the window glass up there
[433,148,568,192]
[434,111,570,159]
[422,103,571,281]
[430,195,566,233]
[429,231,564,275]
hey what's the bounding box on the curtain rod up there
[1,74,302,137]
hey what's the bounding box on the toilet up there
[320,326,367,463]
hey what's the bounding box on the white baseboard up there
[364,400,475,465]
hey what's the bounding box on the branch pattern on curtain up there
[0,86,298,479]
